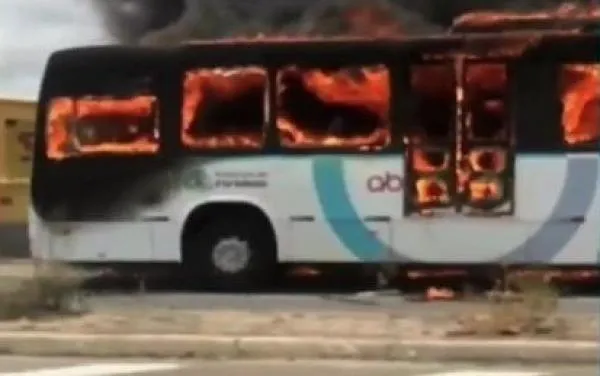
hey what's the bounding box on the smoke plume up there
[92,0,593,45]
[0,0,592,99]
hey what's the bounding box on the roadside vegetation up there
[450,268,567,338]
[0,262,88,320]
[0,261,588,341]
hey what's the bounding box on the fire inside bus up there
[29,19,600,290]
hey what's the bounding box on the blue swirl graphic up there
[311,155,597,262]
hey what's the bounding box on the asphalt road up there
[0,357,596,376]
[88,291,600,315]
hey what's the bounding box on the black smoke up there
[91,0,187,43]
[92,0,594,44]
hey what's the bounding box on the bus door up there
[459,59,514,216]
[404,59,514,216]
[400,58,516,259]
[403,61,457,216]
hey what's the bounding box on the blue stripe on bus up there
[311,155,598,262]
[312,156,387,261]
[501,156,597,262]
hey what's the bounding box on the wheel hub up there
[211,237,250,274]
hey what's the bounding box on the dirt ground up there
[0,262,597,341]
[0,308,596,341]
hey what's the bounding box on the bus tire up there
[184,213,276,291]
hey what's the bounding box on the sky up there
[0,0,114,100]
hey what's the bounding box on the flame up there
[408,59,600,211]
[276,66,391,149]
[465,64,507,93]
[561,64,600,145]
[468,148,506,173]
[182,65,391,150]
[277,118,390,150]
[344,5,404,36]
[44,25,599,212]
[182,67,267,149]
[415,178,450,205]
[408,63,509,210]
[302,68,389,115]
[412,65,455,96]
[47,96,158,161]
[412,149,450,173]
[453,3,600,30]
[469,177,503,202]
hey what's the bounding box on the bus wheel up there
[185,216,275,291]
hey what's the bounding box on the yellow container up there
[0,180,29,224]
[0,98,36,180]
[0,98,35,227]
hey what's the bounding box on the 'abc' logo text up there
[366,172,403,193]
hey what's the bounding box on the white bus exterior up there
[28,36,600,289]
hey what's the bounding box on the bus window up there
[560,64,600,147]
[464,63,508,141]
[462,63,509,206]
[410,64,455,143]
[409,63,454,177]
[182,66,267,149]
[276,65,390,150]
[46,94,159,161]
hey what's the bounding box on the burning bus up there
[28,10,600,290]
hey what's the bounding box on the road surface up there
[0,225,28,259]
[0,357,596,376]
[89,291,600,315]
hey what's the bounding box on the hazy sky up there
[0,0,114,100]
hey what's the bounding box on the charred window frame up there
[41,64,162,161]
[176,45,274,156]
[261,40,403,155]
[461,58,515,216]
[510,61,564,154]
[462,60,512,144]
[515,35,600,154]
[405,59,457,143]
[273,62,393,153]
[31,48,168,222]
[180,65,270,152]
[176,42,404,155]
[403,58,457,215]
[557,62,600,153]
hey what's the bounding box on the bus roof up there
[46,31,600,66]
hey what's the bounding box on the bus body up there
[29,34,600,289]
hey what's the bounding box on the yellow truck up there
[0,98,35,258]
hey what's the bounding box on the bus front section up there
[29,47,171,263]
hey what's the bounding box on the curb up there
[0,333,597,364]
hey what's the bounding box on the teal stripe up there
[311,156,385,261]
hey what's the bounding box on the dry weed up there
[0,262,89,321]
[449,269,566,338]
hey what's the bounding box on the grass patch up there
[449,269,567,338]
[0,262,89,321]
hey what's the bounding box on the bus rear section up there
[29,34,600,290]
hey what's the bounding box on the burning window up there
[410,64,455,142]
[276,65,390,150]
[461,63,509,209]
[560,64,600,146]
[406,62,511,214]
[46,95,159,161]
[182,67,267,149]
[408,64,454,209]
[464,64,508,141]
